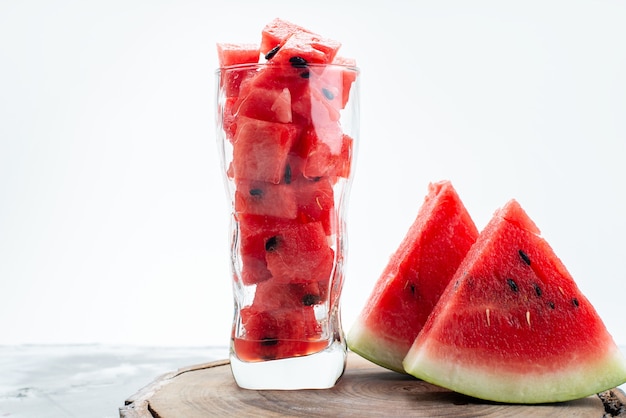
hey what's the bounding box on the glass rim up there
[215,62,360,74]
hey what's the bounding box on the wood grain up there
[120,353,625,417]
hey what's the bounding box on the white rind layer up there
[347,320,407,374]
[403,341,626,404]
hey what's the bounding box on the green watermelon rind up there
[347,320,406,374]
[403,341,626,404]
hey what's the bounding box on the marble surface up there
[0,345,228,418]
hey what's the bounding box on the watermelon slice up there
[402,199,626,403]
[347,181,479,373]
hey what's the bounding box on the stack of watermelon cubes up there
[216,19,358,362]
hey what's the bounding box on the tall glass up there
[215,62,359,389]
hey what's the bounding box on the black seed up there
[260,337,278,346]
[300,71,310,79]
[249,188,263,197]
[264,45,280,60]
[265,236,278,252]
[548,301,555,309]
[533,283,542,297]
[289,56,308,68]
[409,283,416,295]
[284,164,292,184]
[311,176,322,182]
[506,278,519,293]
[572,298,579,307]
[322,88,334,100]
[302,294,319,306]
[518,250,531,266]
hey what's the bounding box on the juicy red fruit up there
[232,118,300,183]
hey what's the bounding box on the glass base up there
[229,340,347,390]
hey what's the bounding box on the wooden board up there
[120,352,626,417]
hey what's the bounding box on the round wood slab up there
[120,352,626,417]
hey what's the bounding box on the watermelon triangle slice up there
[402,199,626,403]
[347,181,479,373]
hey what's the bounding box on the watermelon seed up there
[322,88,335,100]
[518,249,531,266]
[284,164,292,184]
[485,309,491,327]
[265,45,280,60]
[265,236,278,252]
[260,337,279,346]
[526,311,531,327]
[289,56,308,68]
[548,301,555,309]
[533,284,542,297]
[572,298,580,307]
[506,278,519,293]
[300,71,310,79]
[249,188,263,197]
[302,294,319,306]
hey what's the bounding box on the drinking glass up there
[215,62,359,389]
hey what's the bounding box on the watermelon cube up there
[253,279,329,309]
[234,179,298,219]
[331,56,359,108]
[293,175,336,234]
[232,117,300,183]
[265,221,334,284]
[220,97,238,143]
[234,85,293,124]
[218,61,258,98]
[216,43,260,67]
[237,215,294,286]
[235,305,326,361]
[259,18,310,57]
[269,30,341,65]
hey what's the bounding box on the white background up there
[1,0,624,348]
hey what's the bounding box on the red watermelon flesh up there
[347,181,479,373]
[218,61,258,98]
[260,18,341,65]
[331,56,358,108]
[232,117,300,183]
[269,30,341,65]
[217,43,260,67]
[220,97,238,143]
[293,176,335,235]
[234,83,293,124]
[265,221,335,285]
[234,179,298,219]
[234,305,326,361]
[254,279,329,310]
[237,215,298,286]
[237,214,335,287]
[403,199,626,403]
[259,18,311,57]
